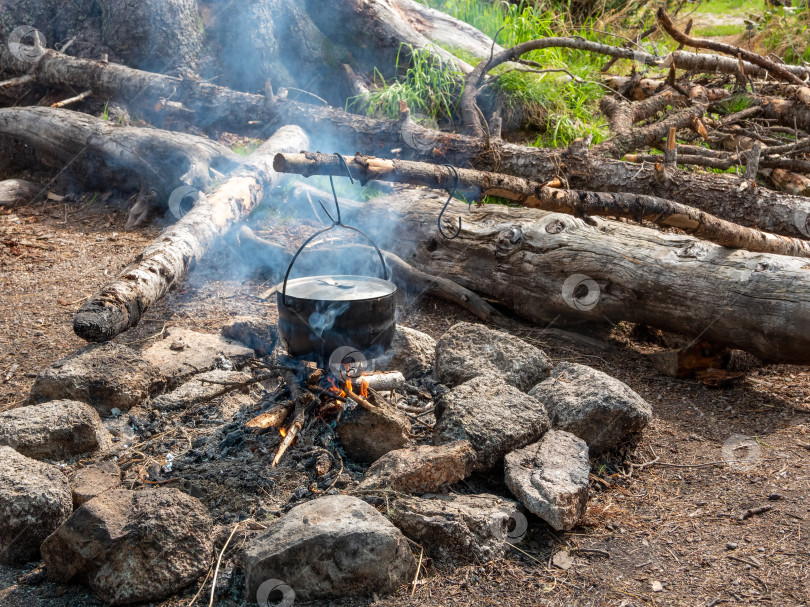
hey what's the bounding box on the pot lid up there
[281,275,396,301]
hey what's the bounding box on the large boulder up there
[41,488,213,605]
[26,343,164,416]
[336,404,411,463]
[141,327,254,389]
[379,325,436,379]
[528,362,653,452]
[243,495,416,602]
[360,441,476,494]
[434,376,550,471]
[504,430,590,531]
[435,322,552,390]
[390,493,523,564]
[0,447,72,565]
[0,400,111,460]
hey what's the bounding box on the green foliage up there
[350,44,464,123]
[101,101,109,121]
[717,94,755,115]
[232,140,261,156]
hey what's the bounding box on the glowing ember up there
[279,427,287,438]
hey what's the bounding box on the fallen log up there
[273,153,810,259]
[5,48,810,237]
[0,180,39,206]
[321,189,810,365]
[0,106,240,227]
[72,125,309,342]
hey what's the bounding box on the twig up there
[208,521,241,607]
[411,546,424,597]
[739,505,773,521]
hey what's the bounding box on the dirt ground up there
[1,193,808,607]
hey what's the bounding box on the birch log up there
[73,125,309,342]
[327,189,810,365]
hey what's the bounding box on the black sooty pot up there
[277,275,396,367]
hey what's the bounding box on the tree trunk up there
[326,189,810,365]
[72,125,309,342]
[0,179,39,206]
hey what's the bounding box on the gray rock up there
[434,376,550,472]
[151,369,253,411]
[435,322,552,390]
[221,316,279,357]
[390,493,522,564]
[243,495,416,602]
[528,362,653,452]
[141,327,254,389]
[41,488,213,605]
[336,404,411,463]
[378,325,436,379]
[70,461,121,508]
[26,343,164,416]
[0,400,111,460]
[360,441,476,494]
[504,430,590,531]
[0,447,72,565]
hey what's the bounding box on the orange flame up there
[327,377,346,398]
[279,427,287,438]
[360,378,369,399]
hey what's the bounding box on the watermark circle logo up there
[328,346,367,381]
[489,508,528,545]
[401,114,440,151]
[561,273,600,311]
[168,185,200,219]
[8,26,46,63]
[722,434,760,470]
[256,579,295,607]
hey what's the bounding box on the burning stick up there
[272,371,315,467]
[340,379,381,414]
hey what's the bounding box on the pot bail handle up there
[281,153,389,307]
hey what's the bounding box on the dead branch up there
[73,125,309,342]
[657,9,806,86]
[274,152,810,258]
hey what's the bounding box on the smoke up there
[308,301,351,337]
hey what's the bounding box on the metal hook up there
[327,153,355,226]
[438,164,463,240]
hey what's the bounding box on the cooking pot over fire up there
[276,156,396,369]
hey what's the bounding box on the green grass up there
[694,23,746,36]
[350,43,463,124]
[358,1,613,147]
[692,0,766,15]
